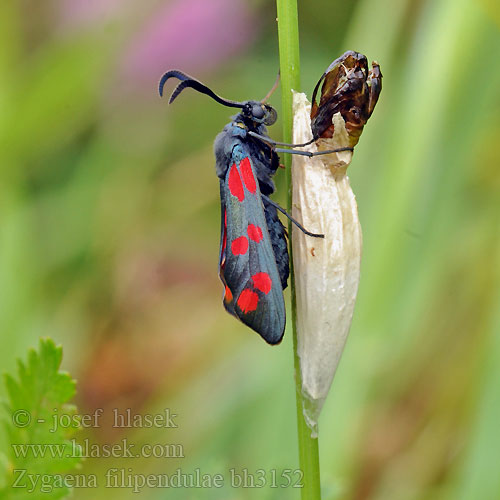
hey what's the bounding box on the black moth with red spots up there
[159,70,336,344]
[159,71,288,344]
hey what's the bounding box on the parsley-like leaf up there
[0,338,83,498]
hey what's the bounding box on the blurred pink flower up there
[58,0,124,28]
[124,0,257,83]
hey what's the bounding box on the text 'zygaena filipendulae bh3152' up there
[159,70,353,344]
[291,51,382,432]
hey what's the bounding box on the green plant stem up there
[276,1,321,499]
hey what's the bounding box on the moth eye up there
[252,105,265,119]
[264,106,277,126]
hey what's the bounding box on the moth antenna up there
[261,70,280,103]
[159,70,244,109]
[158,70,189,97]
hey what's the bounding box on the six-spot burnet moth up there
[159,70,353,344]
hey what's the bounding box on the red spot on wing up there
[221,210,227,256]
[247,224,263,243]
[237,289,259,313]
[240,157,256,193]
[228,164,244,201]
[224,285,233,303]
[231,236,249,255]
[252,272,272,294]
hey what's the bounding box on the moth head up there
[242,101,277,126]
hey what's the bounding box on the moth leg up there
[275,147,353,157]
[261,195,324,239]
[248,131,314,148]
[248,131,353,157]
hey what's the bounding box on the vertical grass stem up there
[276,1,321,498]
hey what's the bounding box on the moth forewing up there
[291,91,362,434]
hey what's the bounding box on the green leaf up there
[0,338,82,499]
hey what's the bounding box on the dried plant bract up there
[291,51,381,433]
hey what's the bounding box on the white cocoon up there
[291,91,362,434]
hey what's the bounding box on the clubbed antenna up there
[159,70,244,109]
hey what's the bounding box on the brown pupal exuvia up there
[291,51,382,434]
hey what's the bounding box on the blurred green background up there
[1,0,499,498]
